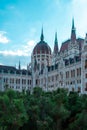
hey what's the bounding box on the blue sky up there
[0,0,87,68]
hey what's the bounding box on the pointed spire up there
[18,60,21,70]
[72,18,75,29]
[53,32,59,55]
[55,32,58,44]
[71,18,76,43]
[40,27,44,41]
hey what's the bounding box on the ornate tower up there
[31,28,52,88]
[68,18,79,58]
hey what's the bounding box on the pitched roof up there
[60,39,70,52]
[60,38,84,52]
[0,65,16,71]
[0,65,31,75]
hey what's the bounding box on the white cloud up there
[0,50,29,57]
[21,65,27,69]
[23,40,36,56]
[0,63,4,65]
[27,40,35,46]
[0,40,35,56]
[0,31,10,44]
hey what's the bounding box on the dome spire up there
[40,27,44,41]
[71,18,76,43]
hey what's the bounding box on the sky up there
[0,0,87,69]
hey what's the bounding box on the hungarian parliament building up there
[0,19,87,94]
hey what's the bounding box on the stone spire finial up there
[40,27,44,41]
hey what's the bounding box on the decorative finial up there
[40,27,44,41]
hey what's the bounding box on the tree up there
[0,89,28,130]
[52,88,70,130]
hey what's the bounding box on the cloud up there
[0,63,4,65]
[22,40,35,56]
[23,40,36,56]
[27,40,35,46]
[0,50,28,56]
[0,31,10,44]
[0,40,35,56]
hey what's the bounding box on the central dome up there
[33,41,51,55]
[33,28,51,55]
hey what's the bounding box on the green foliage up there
[0,89,28,130]
[0,87,87,130]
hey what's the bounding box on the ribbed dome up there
[33,28,51,55]
[33,41,51,55]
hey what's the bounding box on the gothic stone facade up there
[0,19,87,94]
